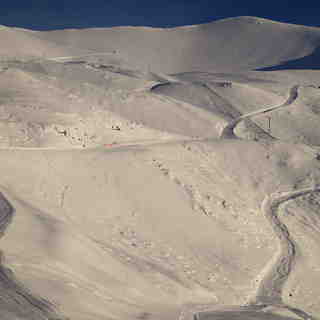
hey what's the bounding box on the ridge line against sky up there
[0,1,320,30]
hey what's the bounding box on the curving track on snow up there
[251,188,320,319]
[6,56,316,319]
[117,74,314,318]
[219,85,299,139]
[190,187,319,320]
[191,85,319,320]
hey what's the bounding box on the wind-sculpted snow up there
[0,192,63,320]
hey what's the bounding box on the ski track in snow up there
[0,56,318,319]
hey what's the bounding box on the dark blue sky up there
[0,0,319,30]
